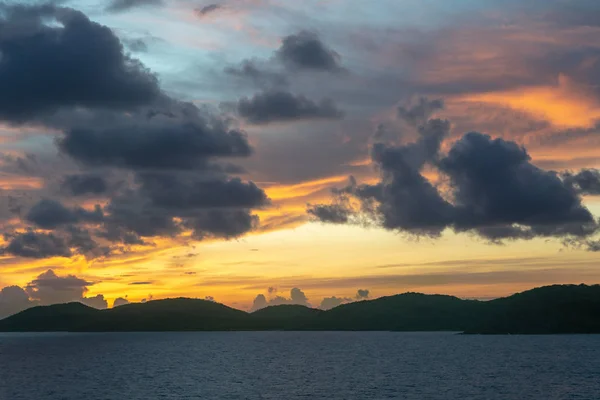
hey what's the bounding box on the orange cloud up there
[264,175,349,200]
[457,75,600,129]
[0,173,44,190]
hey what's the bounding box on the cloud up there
[251,287,310,311]
[136,173,269,210]
[397,98,444,127]
[184,209,260,239]
[100,172,268,241]
[587,241,600,252]
[224,60,289,88]
[309,99,600,245]
[106,0,164,13]
[80,294,108,310]
[0,4,271,254]
[0,4,160,122]
[224,30,343,92]
[25,269,92,305]
[195,4,222,18]
[3,231,72,259]
[0,286,36,319]
[237,90,343,124]
[307,203,352,224]
[290,287,309,305]
[276,31,343,72]
[251,294,267,311]
[440,132,597,239]
[352,118,454,237]
[319,296,350,310]
[66,226,107,257]
[122,38,149,53]
[562,169,600,195]
[57,113,253,170]
[113,297,130,307]
[319,289,370,309]
[61,174,108,196]
[25,199,103,229]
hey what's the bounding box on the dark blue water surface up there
[1,332,599,399]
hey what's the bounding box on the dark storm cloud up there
[136,173,269,210]
[100,171,268,241]
[103,191,182,239]
[439,133,597,239]
[0,4,270,256]
[195,4,222,17]
[0,4,160,123]
[185,209,259,239]
[2,231,72,258]
[97,225,145,246]
[224,30,343,92]
[237,90,343,124]
[276,30,343,72]
[307,203,352,224]
[66,226,108,256]
[562,169,600,196]
[105,0,164,13]
[356,118,454,236]
[309,101,600,245]
[224,60,289,88]
[58,115,253,170]
[25,199,103,229]
[61,173,108,196]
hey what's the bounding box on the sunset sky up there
[0,0,599,316]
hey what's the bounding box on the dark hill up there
[2,284,600,334]
[250,305,323,329]
[82,298,252,331]
[465,284,600,334]
[0,298,250,332]
[306,293,485,331]
[0,302,100,332]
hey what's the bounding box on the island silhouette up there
[1,284,599,334]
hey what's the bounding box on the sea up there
[1,332,599,399]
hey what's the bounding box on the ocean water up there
[1,332,599,399]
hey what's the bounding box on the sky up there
[0,0,599,317]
